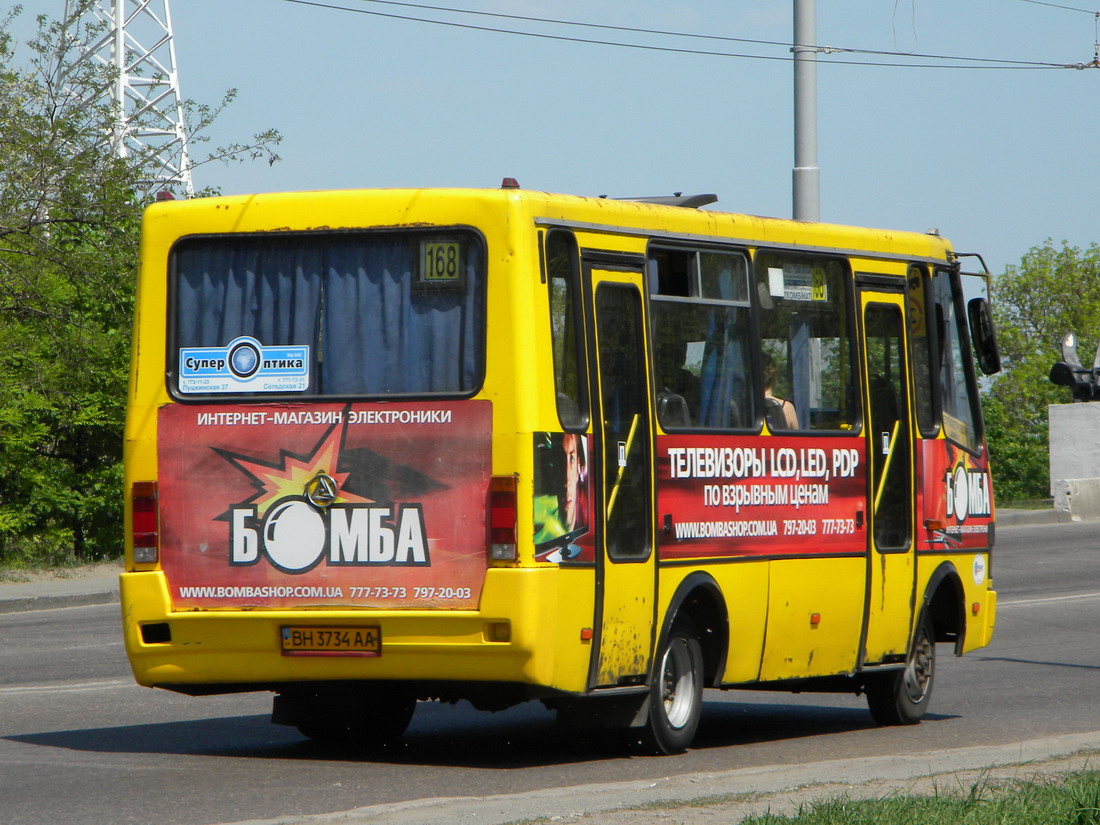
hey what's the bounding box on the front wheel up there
[866,614,936,725]
[643,620,704,754]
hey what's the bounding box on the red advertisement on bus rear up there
[156,401,492,610]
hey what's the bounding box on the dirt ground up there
[0,560,121,585]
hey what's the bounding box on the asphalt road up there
[1,520,1098,825]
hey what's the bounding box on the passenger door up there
[858,286,917,663]
[584,264,657,688]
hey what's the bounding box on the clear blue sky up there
[11,0,1100,274]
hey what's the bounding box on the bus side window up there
[909,263,982,450]
[932,269,982,452]
[755,253,857,432]
[546,230,589,430]
[908,265,938,436]
[648,247,754,430]
[648,249,691,297]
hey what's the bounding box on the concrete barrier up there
[1052,477,1100,522]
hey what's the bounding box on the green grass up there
[741,770,1100,825]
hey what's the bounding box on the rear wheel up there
[643,620,704,754]
[866,614,935,725]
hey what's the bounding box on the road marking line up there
[0,678,135,695]
[999,592,1100,607]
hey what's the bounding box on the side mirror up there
[967,297,1001,375]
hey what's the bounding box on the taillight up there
[489,475,517,561]
[132,481,160,564]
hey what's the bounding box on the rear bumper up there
[120,567,586,694]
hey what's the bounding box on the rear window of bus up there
[168,230,486,399]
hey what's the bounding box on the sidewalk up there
[995,506,1073,526]
[0,563,120,614]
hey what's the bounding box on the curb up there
[0,588,119,615]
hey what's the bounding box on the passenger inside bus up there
[763,357,798,430]
[655,341,698,428]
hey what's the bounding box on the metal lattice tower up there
[69,0,194,196]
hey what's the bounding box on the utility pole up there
[69,0,194,196]
[792,0,819,222]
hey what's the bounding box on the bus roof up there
[144,186,956,264]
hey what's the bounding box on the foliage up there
[0,3,280,565]
[983,240,1100,503]
[740,770,1100,825]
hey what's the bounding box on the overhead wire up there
[1014,0,1100,68]
[1016,0,1099,15]
[274,0,1086,70]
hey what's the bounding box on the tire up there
[866,614,936,725]
[643,620,704,754]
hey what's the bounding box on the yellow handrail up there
[872,419,902,515]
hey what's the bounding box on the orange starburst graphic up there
[218,420,373,516]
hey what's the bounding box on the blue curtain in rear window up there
[173,234,483,396]
[175,239,324,365]
[322,239,479,394]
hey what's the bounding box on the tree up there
[983,240,1100,502]
[0,4,280,565]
